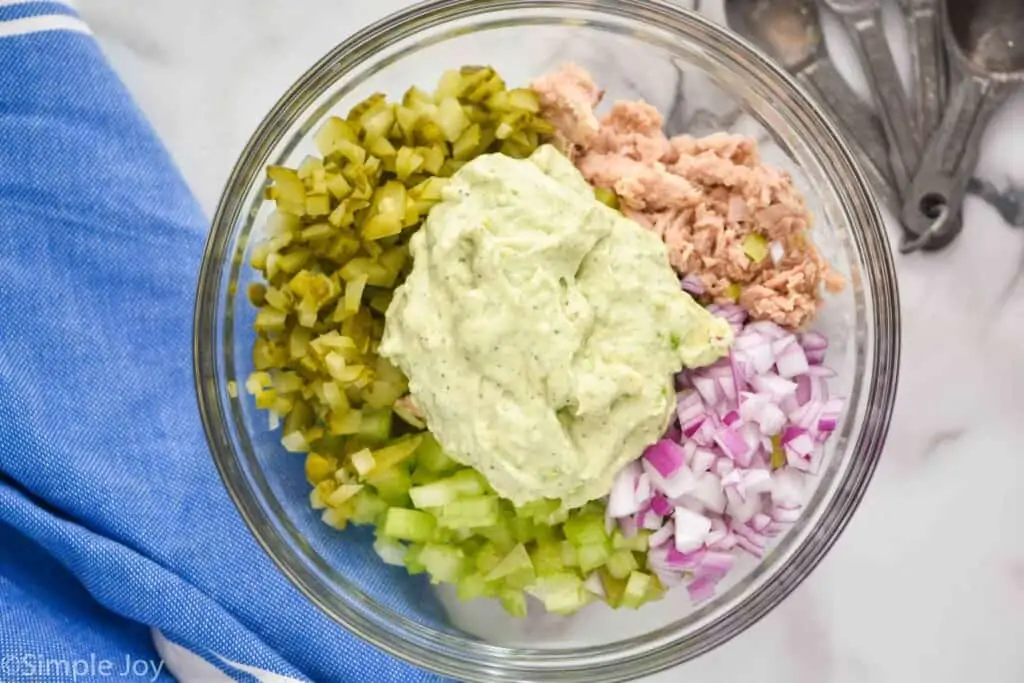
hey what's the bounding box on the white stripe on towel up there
[0,0,76,9]
[0,13,89,38]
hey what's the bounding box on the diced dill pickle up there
[360,103,396,141]
[366,136,396,160]
[314,117,358,157]
[305,193,331,217]
[395,146,425,181]
[452,123,481,160]
[339,257,392,287]
[594,187,620,210]
[435,97,471,143]
[434,69,462,101]
[742,233,770,263]
[326,173,352,199]
[267,166,306,215]
[507,88,541,113]
[347,93,387,125]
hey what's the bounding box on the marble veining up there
[76,0,1024,681]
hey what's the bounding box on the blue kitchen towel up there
[0,5,446,682]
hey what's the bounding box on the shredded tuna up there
[533,64,845,330]
[531,63,604,148]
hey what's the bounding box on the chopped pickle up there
[742,233,770,263]
[245,66,667,617]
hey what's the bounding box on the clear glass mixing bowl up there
[193,1,901,680]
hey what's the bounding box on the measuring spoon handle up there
[902,76,1013,242]
[798,59,899,213]
[841,8,921,192]
[904,2,946,140]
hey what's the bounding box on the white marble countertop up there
[77,0,1024,680]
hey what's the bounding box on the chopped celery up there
[597,569,626,608]
[365,467,412,506]
[366,434,422,473]
[409,478,462,509]
[358,408,394,444]
[611,529,650,553]
[478,521,515,553]
[621,571,654,609]
[606,549,639,580]
[439,496,500,529]
[382,508,436,543]
[404,544,426,575]
[499,589,528,618]
[577,542,612,574]
[563,514,608,547]
[419,544,468,584]
[502,567,537,590]
[456,573,491,601]
[485,543,533,581]
[350,489,388,525]
[515,498,560,521]
[561,541,579,568]
[529,540,565,577]
[373,535,408,566]
[416,435,458,472]
[526,573,589,615]
[474,542,504,575]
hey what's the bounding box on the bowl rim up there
[193,0,901,680]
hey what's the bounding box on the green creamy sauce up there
[380,145,733,508]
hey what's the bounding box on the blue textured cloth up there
[0,8,444,683]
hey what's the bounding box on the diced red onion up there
[751,374,798,401]
[640,509,664,530]
[650,493,673,517]
[607,461,644,518]
[715,427,753,465]
[775,339,810,378]
[751,513,772,532]
[674,507,712,553]
[687,575,717,603]
[691,448,715,474]
[643,459,697,499]
[681,274,705,295]
[770,469,805,508]
[772,506,803,523]
[692,376,720,405]
[713,457,735,478]
[709,532,738,552]
[725,486,761,524]
[649,521,675,548]
[602,307,845,607]
[736,535,765,558]
[688,472,727,514]
[643,439,686,478]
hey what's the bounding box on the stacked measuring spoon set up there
[726,0,1024,253]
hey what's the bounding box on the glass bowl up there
[193,0,900,680]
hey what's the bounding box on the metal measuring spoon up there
[822,0,921,193]
[897,0,947,141]
[724,0,899,212]
[901,0,1024,251]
